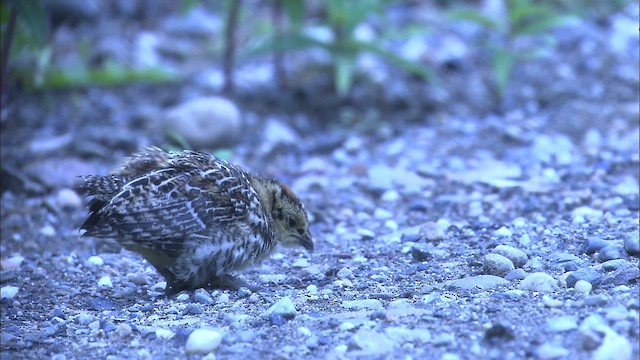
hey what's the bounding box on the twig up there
[223,0,241,94]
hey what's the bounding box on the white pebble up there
[574,280,592,294]
[306,285,318,294]
[40,224,56,237]
[156,328,175,340]
[86,256,104,267]
[297,326,312,337]
[336,267,353,279]
[97,276,112,289]
[291,258,311,268]
[518,272,559,292]
[494,226,513,237]
[1,286,19,299]
[374,208,393,220]
[185,328,223,354]
[217,293,230,303]
[56,188,82,209]
[381,190,400,202]
[1,255,24,270]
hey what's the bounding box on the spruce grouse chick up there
[77,147,313,295]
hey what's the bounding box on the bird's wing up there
[82,166,258,252]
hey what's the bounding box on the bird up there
[76,147,313,295]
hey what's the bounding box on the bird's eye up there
[275,208,284,220]
[297,229,304,235]
[288,218,297,227]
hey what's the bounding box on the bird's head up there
[258,179,313,252]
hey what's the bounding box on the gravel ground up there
[1,2,639,359]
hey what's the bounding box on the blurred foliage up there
[449,0,578,98]
[246,0,433,97]
[1,0,178,91]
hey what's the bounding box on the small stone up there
[258,274,287,284]
[56,188,82,209]
[623,230,639,256]
[597,245,624,262]
[185,328,223,355]
[411,243,448,262]
[519,233,532,247]
[572,206,603,220]
[357,228,376,239]
[584,237,611,254]
[336,267,353,279]
[504,268,527,281]
[518,272,559,292]
[566,267,603,288]
[1,256,24,270]
[374,208,393,220]
[349,329,394,355]
[97,276,113,289]
[483,253,515,277]
[492,245,528,268]
[387,299,413,309]
[601,264,640,286]
[419,222,444,241]
[446,275,509,291]
[341,299,383,310]
[494,226,512,237]
[536,343,570,360]
[40,224,56,237]
[262,297,297,319]
[155,328,175,340]
[75,313,93,325]
[542,295,563,308]
[574,280,593,294]
[592,329,632,360]
[1,286,19,299]
[600,259,628,271]
[114,323,133,338]
[183,304,204,315]
[86,256,104,267]
[217,293,230,303]
[291,258,311,268]
[546,316,578,332]
[127,273,149,286]
[164,96,241,148]
[384,326,431,343]
[176,293,190,302]
[194,289,214,304]
[381,190,401,202]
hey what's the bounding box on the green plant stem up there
[1,4,17,101]
[223,0,241,94]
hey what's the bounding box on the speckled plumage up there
[77,147,313,294]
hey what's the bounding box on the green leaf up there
[448,8,499,31]
[281,0,304,27]
[491,47,516,98]
[12,0,47,46]
[357,40,434,81]
[334,55,355,96]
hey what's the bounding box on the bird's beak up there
[295,233,314,252]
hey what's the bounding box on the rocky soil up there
[1,2,639,359]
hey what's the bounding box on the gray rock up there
[483,253,515,277]
[341,299,384,311]
[492,245,528,268]
[193,288,214,304]
[349,329,395,355]
[262,297,297,319]
[185,328,223,355]
[592,328,633,360]
[584,236,611,254]
[536,343,570,360]
[518,272,559,292]
[600,259,629,271]
[411,243,449,262]
[549,252,585,271]
[566,267,603,288]
[504,268,528,281]
[597,245,625,262]
[623,230,639,256]
[384,326,431,344]
[546,315,578,332]
[447,275,510,291]
[164,96,241,149]
[601,265,639,286]
[419,222,444,241]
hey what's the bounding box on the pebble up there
[217,293,230,303]
[518,272,559,292]
[572,206,603,221]
[623,230,639,256]
[262,118,300,146]
[384,326,431,343]
[419,222,444,241]
[601,264,639,286]
[127,272,149,286]
[592,328,632,360]
[336,267,353,279]
[483,253,515,277]
[381,190,401,202]
[349,329,395,355]
[258,274,286,284]
[1,286,19,299]
[536,343,570,359]
[262,297,297,319]
[176,293,190,302]
[341,299,383,310]
[446,275,510,291]
[542,295,563,308]
[56,188,82,209]
[164,96,241,148]
[357,228,376,239]
[566,267,602,288]
[291,258,310,268]
[1,256,24,270]
[183,304,204,315]
[155,328,175,340]
[584,236,611,254]
[600,259,628,271]
[411,244,449,262]
[86,256,104,267]
[194,289,214,304]
[374,208,393,220]
[185,328,223,355]
[491,245,528,268]
[597,245,624,262]
[504,268,528,281]
[546,316,578,332]
[97,276,113,289]
[573,280,593,294]
[40,224,56,237]
[494,226,513,237]
[549,252,585,271]
[114,323,133,338]
[387,299,413,309]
